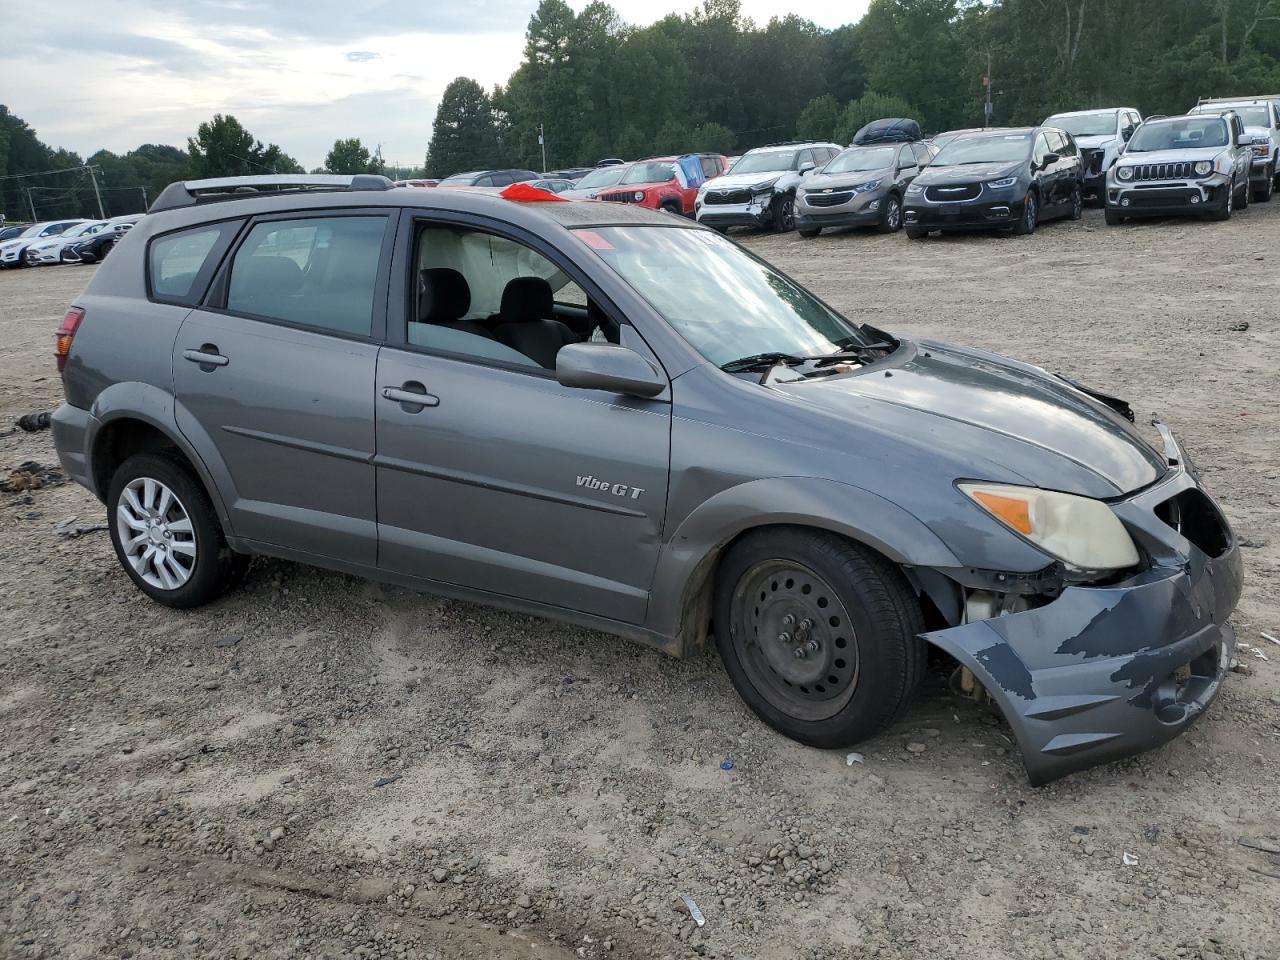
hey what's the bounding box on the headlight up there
[853,179,882,193]
[1194,160,1212,175]
[958,482,1140,571]
[633,191,645,202]
[905,183,924,195]
[751,178,779,193]
[1116,166,1134,181]
[987,177,1017,189]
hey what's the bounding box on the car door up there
[171,210,396,566]
[1031,133,1059,210]
[373,212,672,624]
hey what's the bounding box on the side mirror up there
[1040,152,1060,169]
[556,343,666,399]
[1122,128,1134,141]
[1238,133,1253,146]
[798,162,816,175]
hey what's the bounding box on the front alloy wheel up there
[878,194,903,233]
[1070,185,1084,220]
[774,195,796,232]
[1014,191,1038,235]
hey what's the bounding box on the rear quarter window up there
[148,222,239,306]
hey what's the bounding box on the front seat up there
[419,267,487,336]
[491,276,579,368]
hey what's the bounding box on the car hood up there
[803,167,892,191]
[772,341,1166,498]
[1119,148,1222,164]
[1073,134,1119,150]
[916,161,1022,184]
[702,170,790,191]
[0,238,32,252]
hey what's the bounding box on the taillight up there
[55,306,85,372]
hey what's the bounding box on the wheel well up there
[91,419,186,498]
[676,522,924,656]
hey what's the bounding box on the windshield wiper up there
[721,340,897,375]
[720,352,809,373]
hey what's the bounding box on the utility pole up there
[139,185,149,211]
[26,186,37,222]
[538,123,547,172]
[87,165,105,218]
[983,53,994,129]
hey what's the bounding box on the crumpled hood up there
[773,341,1166,498]
[802,167,892,191]
[916,161,1022,185]
[1073,134,1120,150]
[701,170,790,192]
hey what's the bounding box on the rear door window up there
[225,215,390,337]
[149,222,239,306]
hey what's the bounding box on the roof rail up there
[760,140,818,148]
[150,174,395,213]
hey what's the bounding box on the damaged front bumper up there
[925,441,1243,785]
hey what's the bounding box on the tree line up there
[7,0,1280,219]
[426,0,1280,174]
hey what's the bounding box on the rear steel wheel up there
[730,560,861,722]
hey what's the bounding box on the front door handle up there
[381,383,439,409]
[183,345,229,369]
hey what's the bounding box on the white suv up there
[1188,99,1280,202]
[1044,107,1141,202]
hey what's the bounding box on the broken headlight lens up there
[958,482,1140,571]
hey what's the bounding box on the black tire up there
[713,528,925,749]
[877,193,904,233]
[1255,168,1273,203]
[107,452,247,609]
[905,228,929,240]
[1238,175,1251,209]
[1104,209,1126,226]
[1210,185,1234,221]
[772,194,796,232]
[1013,190,1038,235]
[798,227,821,238]
[659,201,683,217]
[1069,184,1084,220]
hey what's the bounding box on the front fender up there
[646,476,963,650]
[87,381,235,536]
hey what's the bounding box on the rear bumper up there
[51,402,97,495]
[925,460,1242,785]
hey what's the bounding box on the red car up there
[597,154,729,215]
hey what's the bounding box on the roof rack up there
[150,174,395,213]
[759,140,821,148]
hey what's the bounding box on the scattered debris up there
[1229,657,1253,676]
[1122,852,1139,866]
[1261,631,1280,647]
[1143,825,1160,844]
[905,741,927,753]
[213,635,242,648]
[53,517,107,538]
[845,752,865,766]
[373,774,402,788]
[1228,321,1250,332]
[720,759,734,771]
[1,461,65,494]
[678,894,706,927]
[1239,837,1280,855]
[16,411,52,432]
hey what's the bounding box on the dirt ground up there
[1,205,1278,960]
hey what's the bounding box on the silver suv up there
[1105,112,1254,223]
[51,173,1241,785]
[1188,99,1280,202]
[695,141,841,232]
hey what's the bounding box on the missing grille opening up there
[1155,488,1230,558]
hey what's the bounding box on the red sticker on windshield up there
[577,230,615,250]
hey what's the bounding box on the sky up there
[1,0,871,170]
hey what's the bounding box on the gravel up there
[1,207,1278,959]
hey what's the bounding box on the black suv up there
[903,127,1084,238]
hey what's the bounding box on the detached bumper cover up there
[696,198,774,229]
[925,454,1242,784]
[52,402,96,493]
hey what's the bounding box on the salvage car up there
[1105,112,1253,224]
[559,164,630,200]
[597,154,728,216]
[0,219,88,268]
[796,141,935,236]
[1043,107,1142,202]
[903,127,1083,238]
[63,214,142,263]
[696,141,842,232]
[50,173,1242,785]
[1187,99,1280,202]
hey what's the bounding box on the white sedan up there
[24,220,111,265]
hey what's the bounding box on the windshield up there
[438,172,480,185]
[1047,112,1117,137]
[730,150,797,175]
[621,162,674,185]
[575,166,626,189]
[577,226,872,366]
[1128,118,1227,152]
[1197,105,1272,127]
[18,224,44,239]
[932,133,1032,166]
[64,222,104,238]
[823,146,897,174]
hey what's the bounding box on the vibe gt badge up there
[576,475,645,500]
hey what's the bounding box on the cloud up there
[345,50,381,62]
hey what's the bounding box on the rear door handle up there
[381,384,439,409]
[183,346,229,368]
